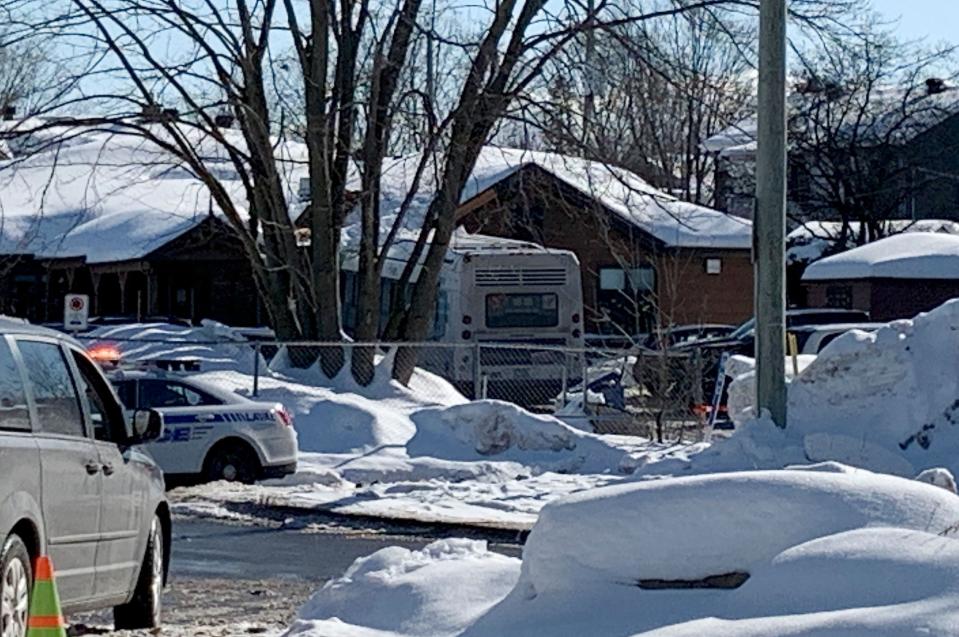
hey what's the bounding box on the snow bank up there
[519,468,959,594]
[134,322,638,527]
[284,539,519,637]
[280,467,959,637]
[409,401,629,473]
[663,299,959,479]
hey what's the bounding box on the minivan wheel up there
[0,535,31,637]
[114,516,163,630]
[205,443,258,484]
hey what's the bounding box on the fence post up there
[692,347,705,441]
[472,342,482,400]
[581,350,590,416]
[252,342,261,398]
[561,356,569,407]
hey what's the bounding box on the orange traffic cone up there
[26,556,66,637]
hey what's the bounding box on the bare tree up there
[787,30,959,247]
[2,0,870,388]
[542,5,754,205]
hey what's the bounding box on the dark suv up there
[0,319,168,635]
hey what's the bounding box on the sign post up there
[64,294,90,333]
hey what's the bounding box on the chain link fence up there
[75,332,720,441]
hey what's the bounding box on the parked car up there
[643,324,737,350]
[0,318,168,634]
[585,332,651,351]
[654,309,872,423]
[107,369,298,485]
[789,322,885,355]
[675,308,872,358]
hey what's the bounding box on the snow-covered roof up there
[787,219,959,265]
[365,147,752,250]
[802,232,959,281]
[0,123,308,263]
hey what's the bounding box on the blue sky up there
[871,0,959,43]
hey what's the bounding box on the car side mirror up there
[130,409,164,444]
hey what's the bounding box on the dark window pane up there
[140,379,220,408]
[485,293,559,328]
[17,340,84,437]
[71,351,125,443]
[113,380,136,410]
[0,339,30,430]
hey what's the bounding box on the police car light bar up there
[87,344,122,367]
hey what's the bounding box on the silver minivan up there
[0,318,169,635]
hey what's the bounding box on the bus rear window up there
[485,293,558,328]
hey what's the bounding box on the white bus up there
[341,231,584,400]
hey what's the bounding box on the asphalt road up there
[171,518,434,580]
[69,515,523,636]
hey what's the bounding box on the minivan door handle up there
[85,461,101,475]
[101,463,115,476]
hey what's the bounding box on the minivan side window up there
[70,350,126,443]
[0,338,30,431]
[17,340,85,437]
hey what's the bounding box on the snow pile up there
[281,467,959,637]
[409,401,629,473]
[112,321,639,528]
[651,299,959,479]
[285,540,518,637]
[519,468,959,593]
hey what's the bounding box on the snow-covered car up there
[788,322,886,355]
[107,369,297,484]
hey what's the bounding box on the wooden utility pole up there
[755,0,788,427]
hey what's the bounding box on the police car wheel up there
[205,443,259,484]
[114,515,164,630]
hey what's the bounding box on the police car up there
[107,369,298,484]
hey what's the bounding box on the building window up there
[596,265,656,335]
[825,284,853,309]
[599,268,626,291]
[705,258,722,275]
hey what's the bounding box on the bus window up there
[485,293,559,329]
[432,291,448,338]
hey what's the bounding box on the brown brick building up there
[802,232,959,321]
[454,156,754,335]
[0,217,263,326]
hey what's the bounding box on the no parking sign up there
[64,294,89,332]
